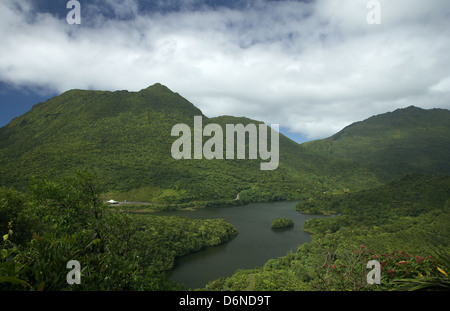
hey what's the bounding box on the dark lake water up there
[156,201,329,289]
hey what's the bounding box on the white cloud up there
[0,0,449,140]
[430,77,450,93]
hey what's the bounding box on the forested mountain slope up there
[0,84,383,204]
[302,106,450,180]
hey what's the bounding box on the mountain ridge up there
[0,84,448,204]
[302,104,450,180]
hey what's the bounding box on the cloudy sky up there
[1,0,449,142]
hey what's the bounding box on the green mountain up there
[302,106,450,180]
[1,84,449,292]
[0,85,448,204]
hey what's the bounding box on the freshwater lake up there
[156,200,329,289]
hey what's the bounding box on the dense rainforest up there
[205,174,450,291]
[0,171,237,290]
[1,172,448,291]
[0,84,384,204]
[0,84,449,291]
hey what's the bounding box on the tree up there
[29,170,108,252]
[0,187,34,245]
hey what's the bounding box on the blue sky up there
[1,0,450,143]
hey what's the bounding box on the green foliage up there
[130,215,237,272]
[303,106,450,181]
[1,85,450,291]
[204,174,450,291]
[301,174,450,237]
[0,172,238,291]
[311,245,449,291]
[271,218,294,230]
[295,193,344,215]
[0,187,34,245]
[0,84,384,204]
[391,251,450,291]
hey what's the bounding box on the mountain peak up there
[400,105,422,111]
[391,105,425,116]
[140,83,172,93]
[387,105,450,120]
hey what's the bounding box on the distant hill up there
[0,85,448,204]
[302,106,450,180]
